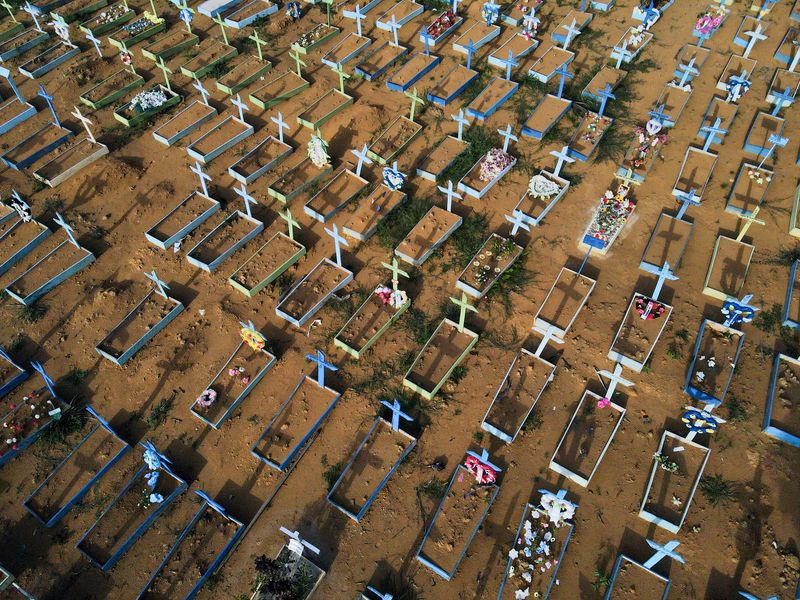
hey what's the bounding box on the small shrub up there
[700,474,735,506]
[417,476,447,499]
[147,395,174,429]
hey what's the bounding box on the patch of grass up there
[472,430,483,443]
[376,196,433,249]
[417,476,447,499]
[322,460,343,490]
[592,121,628,164]
[15,301,48,324]
[205,60,232,80]
[402,307,436,346]
[675,328,689,342]
[42,405,87,446]
[7,332,25,353]
[64,367,91,386]
[666,341,682,359]
[700,474,736,506]
[484,326,522,350]
[147,394,175,429]
[591,569,612,592]
[43,197,65,214]
[451,365,468,384]
[486,251,536,315]
[522,406,543,431]
[438,125,500,184]
[458,70,490,105]
[726,396,748,422]
[449,212,489,267]
[755,303,783,333]
[780,327,800,356]
[513,75,547,123]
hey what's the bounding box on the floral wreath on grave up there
[479,148,514,182]
[143,10,164,24]
[464,455,497,484]
[120,51,133,66]
[426,10,456,37]
[721,299,756,324]
[627,24,647,48]
[131,89,168,113]
[382,166,406,191]
[240,326,267,351]
[681,408,718,434]
[196,388,217,408]
[694,6,725,35]
[307,134,330,168]
[286,1,301,20]
[528,174,561,198]
[635,296,667,320]
[539,492,576,527]
[482,2,499,25]
[374,285,408,309]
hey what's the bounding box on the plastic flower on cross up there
[597,397,611,409]
[307,133,330,168]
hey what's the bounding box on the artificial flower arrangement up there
[286,0,301,20]
[426,10,457,38]
[694,5,726,35]
[139,444,167,509]
[2,389,60,457]
[464,454,497,484]
[527,173,561,198]
[94,4,130,25]
[635,296,667,320]
[579,113,612,145]
[479,148,514,182]
[296,23,335,47]
[626,23,648,48]
[585,184,635,246]
[654,452,679,472]
[374,285,408,309]
[630,120,668,170]
[505,491,576,600]
[130,89,168,113]
[307,133,330,168]
[481,1,499,25]
[122,11,163,35]
[747,167,771,186]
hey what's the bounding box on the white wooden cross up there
[233,181,258,218]
[500,49,518,81]
[505,209,530,237]
[71,106,97,144]
[649,261,678,302]
[85,30,103,57]
[23,2,43,32]
[380,399,413,432]
[769,86,794,116]
[451,109,470,141]
[351,143,372,177]
[325,223,348,266]
[51,13,75,47]
[144,269,170,298]
[437,180,461,212]
[54,212,79,247]
[498,124,517,153]
[735,206,765,242]
[231,94,249,124]
[756,133,788,169]
[532,322,564,357]
[611,39,633,69]
[741,22,766,59]
[642,539,685,570]
[388,14,400,47]
[343,3,366,37]
[10,190,31,222]
[596,362,633,400]
[279,527,320,558]
[192,77,211,106]
[191,160,212,196]
[550,145,573,178]
[561,18,580,51]
[280,207,300,240]
[271,112,288,144]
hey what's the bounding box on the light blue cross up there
[325,222,348,266]
[37,84,59,127]
[554,64,573,99]
[271,111,288,143]
[343,3,366,37]
[85,30,103,57]
[505,209,530,236]
[676,57,698,87]
[500,49,518,81]
[420,25,432,55]
[233,181,258,218]
[611,40,633,69]
[550,145,574,178]
[465,448,502,481]
[0,65,24,103]
[54,212,79,247]
[305,349,338,387]
[465,38,477,70]
[675,188,700,220]
[642,539,685,570]
[144,269,170,298]
[561,18,580,51]
[596,83,615,118]
[648,103,671,126]
[351,143,372,177]
[770,86,794,116]
[30,361,58,399]
[380,399,412,432]
[756,133,789,169]
[650,261,678,301]
[700,117,727,152]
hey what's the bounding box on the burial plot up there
[427,63,479,106]
[52,0,109,22]
[672,147,716,199]
[152,99,217,146]
[5,214,94,305]
[76,443,188,570]
[0,345,28,398]
[252,352,341,470]
[275,257,353,327]
[403,296,479,400]
[580,182,635,254]
[108,13,165,48]
[80,68,144,109]
[550,11,591,44]
[612,26,653,64]
[488,33,537,68]
[791,185,800,238]
[684,319,745,405]
[582,66,625,103]
[0,69,37,134]
[268,155,333,204]
[33,135,110,187]
[137,491,244,599]
[228,133,292,184]
[355,40,408,81]
[222,0,277,27]
[141,28,198,61]
[763,353,800,447]
[416,127,468,181]
[785,260,800,329]
[697,97,736,148]
[521,93,571,140]
[673,44,709,80]
[394,205,462,266]
[766,71,799,105]
[0,203,51,277]
[96,271,184,365]
[605,539,685,599]
[733,15,767,54]
[452,19,500,52]
[321,31,371,67]
[250,70,309,110]
[79,2,135,35]
[703,215,759,301]
[639,431,711,533]
[327,400,416,520]
[386,48,440,92]
[419,9,462,47]
[186,209,263,273]
[617,124,667,185]
[18,40,80,79]
[375,0,423,29]
[0,10,24,43]
[725,162,771,216]
[113,84,181,127]
[145,183,220,249]
[179,39,237,78]
[0,362,65,466]
[534,267,594,338]
[23,406,130,527]
[0,563,35,599]
[466,76,518,121]
[640,214,692,275]
[481,348,556,443]
[292,23,340,53]
[252,528,326,599]
[305,155,369,222]
[716,55,756,95]
[367,112,422,165]
[187,110,254,164]
[0,28,50,61]
[455,233,522,299]
[528,46,574,83]
[297,88,353,130]
[568,108,613,162]
[342,183,407,242]
[334,258,410,358]
[775,27,799,67]
[1,120,73,171]
[458,126,517,199]
[743,112,785,156]
[550,389,626,487]
[655,83,691,127]
[495,489,576,599]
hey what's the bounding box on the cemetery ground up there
[0,0,798,598]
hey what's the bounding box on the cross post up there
[54,212,79,247]
[343,4,366,37]
[71,106,97,144]
[233,182,258,218]
[231,93,249,123]
[351,143,372,177]
[674,188,700,220]
[550,145,574,178]
[30,361,58,399]
[596,83,615,118]
[612,40,633,69]
[450,291,477,332]
[596,362,633,399]
[404,86,424,121]
[464,448,502,483]
[305,349,338,387]
[735,206,765,242]
[554,64,573,99]
[193,76,210,105]
[741,23,766,59]
[380,399,413,432]
[280,208,300,240]
[501,49,518,81]
[213,13,229,45]
[85,30,102,57]
[649,260,678,301]
[382,256,409,292]
[289,46,306,77]
[676,57,698,87]
[498,124,517,153]
[178,0,194,33]
[756,134,789,170]
[249,30,268,61]
[642,539,685,570]
[451,109,470,140]
[388,14,400,46]
[191,161,212,196]
[532,322,564,357]
[156,57,172,92]
[700,117,727,152]
[23,2,43,32]
[0,0,18,22]
[279,527,321,558]
[420,26,432,55]
[465,38,476,70]
[332,62,350,94]
[505,209,530,237]
[37,84,60,128]
[437,180,462,212]
[271,111,289,144]
[562,18,580,51]
[144,269,170,298]
[325,223,349,267]
[770,86,794,116]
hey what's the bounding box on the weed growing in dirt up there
[726,397,748,422]
[700,474,736,506]
[438,126,500,184]
[376,196,433,249]
[43,405,87,446]
[451,365,468,384]
[15,301,48,324]
[755,303,783,333]
[449,212,489,268]
[417,476,447,499]
[591,569,612,592]
[64,367,91,386]
[522,406,543,431]
[147,394,174,429]
[593,121,628,164]
[402,307,436,346]
[320,454,343,490]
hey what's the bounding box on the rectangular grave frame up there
[672,146,717,199]
[0,346,27,398]
[152,100,218,146]
[611,27,653,63]
[637,430,711,534]
[0,22,24,44]
[419,14,463,47]
[23,407,130,527]
[415,135,466,181]
[655,84,691,128]
[534,267,595,338]
[549,390,626,487]
[216,57,273,95]
[274,257,353,327]
[415,463,499,580]
[251,374,341,470]
[608,293,673,372]
[79,68,145,110]
[197,0,240,17]
[354,40,408,81]
[227,232,305,297]
[112,84,181,128]
[457,153,517,199]
[223,0,278,28]
[333,285,411,358]
[790,183,800,238]
[724,162,771,217]
[481,348,556,444]
[763,353,800,447]
[386,52,440,92]
[375,0,423,29]
[228,135,292,184]
[775,27,799,65]
[550,10,592,44]
[766,69,799,105]
[304,168,368,223]
[327,416,417,520]
[567,112,613,162]
[521,94,572,140]
[394,207,462,267]
[320,31,372,68]
[673,44,710,80]
[140,29,199,61]
[18,41,81,79]
[95,289,184,365]
[604,553,673,599]
[186,115,254,164]
[455,233,523,299]
[514,170,569,226]
[402,318,479,400]
[5,239,94,305]
[495,494,574,599]
[178,41,238,79]
[78,3,135,35]
[144,191,220,250]
[697,96,736,147]
[107,17,165,49]
[32,138,109,188]
[527,47,575,84]
[186,210,264,273]
[342,185,407,242]
[0,28,50,61]
[1,121,74,170]
[291,23,341,54]
[267,158,333,204]
[783,260,800,329]
[466,76,519,122]
[702,236,755,301]
[136,493,245,599]
[684,319,745,405]
[743,111,785,156]
[249,71,309,110]
[487,33,538,69]
[366,115,422,165]
[297,89,354,130]
[51,0,108,21]
[190,341,276,428]
[452,20,500,53]
[75,457,188,571]
[0,98,38,135]
[0,218,52,277]
[427,64,479,106]
[639,213,692,273]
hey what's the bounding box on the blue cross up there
[465,38,477,70]
[437,180,462,212]
[144,269,170,298]
[451,108,470,140]
[696,31,709,48]
[757,133,789,169]
[554,64,573,99]
[195,490,229,516]
[0,66,24,103]
[674,188,700,220]
[380,399,413,432]
[676,56,698,87]
[561,18,581,51]
[305,349,338,387]
[54,212,79,247]
[721,293,759,328]
[420,26,432,55]
[648,103,671,126]
[366,587,393,600]
[611,40,633,69]
[498,124,517,153]
[465,448,502,480]
[642,1,659,26]
[739,592,778,600]
[23,1,42,31]
[596,83,615,118]
[37,84,59,127]
[500,49,518,81]
[550,145,574,178]
[351,143,373,177]
[650,260,678,301]
[700,117,727,152]
[505,209,530,236]
[642,539,685,570]
[578,241,602,274]
[770,86,794,116]
[233,181,258,218]
[30,361,58,400]
[325,222,349,266]
[580,0,587,11]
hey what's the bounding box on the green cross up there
[322,0,333,25]
[404,86,425,122]
[332,62,350,94]
[213,13,229,45]
[289,45,306,77]
[450,292,477,332]
[148,0,158,18]
[280,207,300,240]
[616,166,638,188]
[0,0,18,22]
[381,257,409,292]
[156,57,172,91]
[249,29,268,61]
